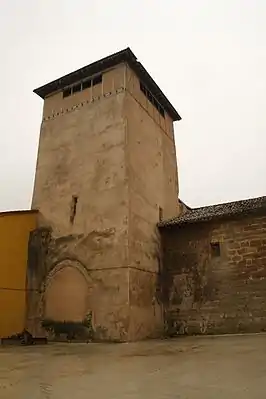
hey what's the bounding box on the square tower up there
[29,48,181,341]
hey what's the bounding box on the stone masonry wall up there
[161,212,266,336]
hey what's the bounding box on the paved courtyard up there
[0,334,265,398]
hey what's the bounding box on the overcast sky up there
[0,0,265,211]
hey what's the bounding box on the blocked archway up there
[44,261,91,322]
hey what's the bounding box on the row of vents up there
[62,76,165,118]
[63,75,103,98]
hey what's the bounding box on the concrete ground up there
[0,334,265,398]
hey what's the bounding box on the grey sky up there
[0,0,265,211]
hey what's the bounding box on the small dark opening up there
[154,101,159,111]
[159,206,163,221]
[147,91,153,103]
[63,87,72,98]
[211,242,220,257]
[139,81,165,118]
[72,83,82,94]
[92,74,102,87]
[70,195,78,224]
[82,80,91,90]
[158,106,165,117]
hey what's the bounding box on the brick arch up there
[43,260,92,322]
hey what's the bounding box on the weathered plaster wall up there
[30,62,180,341]
[0,211,37,338]
[161,213,266,336]
[30,65,130,341]
[125,67,179,340]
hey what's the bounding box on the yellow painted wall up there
[0,211,37,338]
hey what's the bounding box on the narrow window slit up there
[72,83,82,94]
[159,206,163,221]
[63,87,72,98]
[92,75,102,87]
[82,80,91,90]
[70,195,78,224]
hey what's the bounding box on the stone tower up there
[29,48,181,341]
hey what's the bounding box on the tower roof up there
[33,47,181,121]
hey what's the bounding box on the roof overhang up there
[33,47,181,122]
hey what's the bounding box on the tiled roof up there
[158,196,266,227]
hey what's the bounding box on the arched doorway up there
[44,262,89,323]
